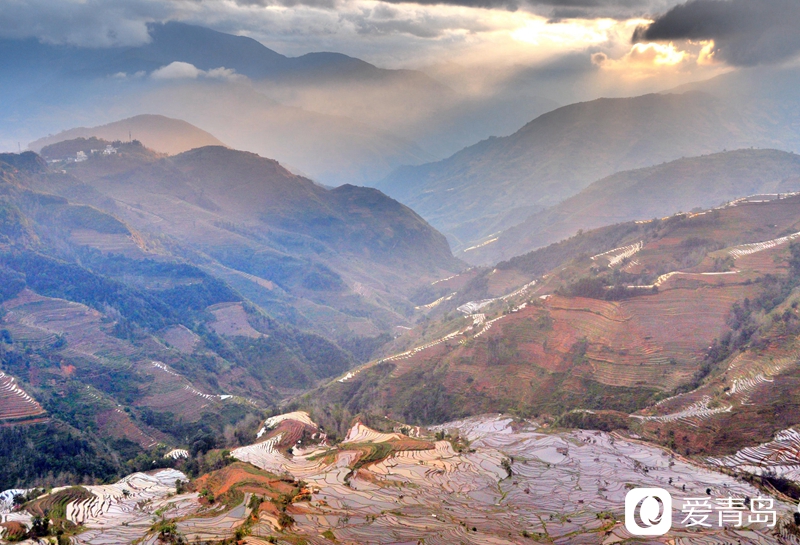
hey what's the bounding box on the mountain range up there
[7,21,800,543]
[0,139,463,488]
[29,141,462,336]
[378,80,800,251]
[0,22,555,186]
[464,149,800,264]
[305,192,800,460]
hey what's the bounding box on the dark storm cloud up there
[0,0,679,51]
[633,0,800,66]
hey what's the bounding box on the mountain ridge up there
[464,148,800,264]
[29,114,226,156]
[378,90,800,250]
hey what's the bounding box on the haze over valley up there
[4,1,800,543]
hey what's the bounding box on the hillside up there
[465,149,800,264]
[378,92,800,250]
[29,115,225,156]
[303,194,800,451]
[0,145,463,490]
[0,153,343,485]
[28,143,462,339]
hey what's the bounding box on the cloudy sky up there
[0,0,797,107]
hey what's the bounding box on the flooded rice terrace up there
[2,415,798,544]
[300,415,798,544]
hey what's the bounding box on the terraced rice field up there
[65,470,188,527]
[0,490,26,518]
[208,302,263,338]
[708,428,800,481]
[485,269,535,298]
[429,268,479,290]
[728,231,800,259]
[161,325,200,353]
[456,280,537,315]
[631,396,733,427]
[343,422,403,443]
[542,285,753,390]
[69,229,149,258]
[243,415,796,544]
[231,434,288,474]
[135,361,224,420]
[644,270,741,289]
[0,469,199,544]
[638,330,800,424]
[348,274,755,410]
[257,411,316,438]
[1,289,134,361]
[632,325,800,460]
[735,250,789,275]
[591,241,643,267]
[3,413,796,543]
[0,371,44,422]
[95,407,159,448]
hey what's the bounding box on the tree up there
[789,242,800,278]
[501,457,513,478]
[29,514,50,537]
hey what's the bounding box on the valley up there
[5,143,800,543]
[4,9,800,543]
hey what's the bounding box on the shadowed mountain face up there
[0,152,366,481]
[464,149,800,264]
[0,145,465,485]
[378,91,800,250]
[165,146,459,268]
[28,143,462,338]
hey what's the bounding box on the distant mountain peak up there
[29,115,226,156]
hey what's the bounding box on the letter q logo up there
[625,487,672,536]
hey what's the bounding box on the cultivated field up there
[161,325,200,353]
[69,229,150,258]
[1,289,134,362]
[3,412,797,543]
[0,371,44,423]
[208,302,263,338]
